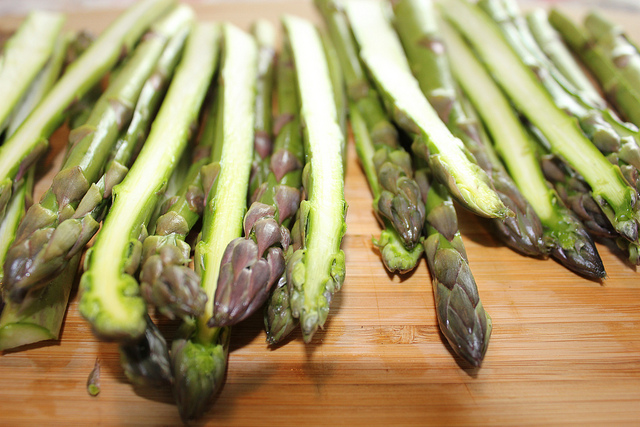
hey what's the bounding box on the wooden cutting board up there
[1,1,639,425]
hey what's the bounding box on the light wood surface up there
[1,1,640,425]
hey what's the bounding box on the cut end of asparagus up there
[372,228,424,274]
[264,276,299,345]
[171,331,229,422]
[79,271,147,340]
[0,323,56,351]
[119,316,172,387]
[140,240,208,321]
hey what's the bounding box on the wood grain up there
[1,1,639,425]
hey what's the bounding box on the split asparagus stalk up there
[344,0,510,221]
[280,15,347,342]
[3,6,195,304]
[316,0,426,270]
[79,19,217,341]
[441,17,605,279]
[171,23,256,422]
[392,0,545,258]
[0,11,65,137]
[0,0,175,220]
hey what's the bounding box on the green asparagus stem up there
[281,15,347,342]
[79,21,218,341]
[263,42,305,344]
[316,0,425,255]
[172,23,256,422]
[414,165,491,367]
[248,20,277,200]
[441,18,605,279]
[444,0,638,249]
[3,7,194,304]
[392,0,545,257]
[315,0,399,148]
[0,0,175,219]
[526,8,605,110]
[139,84,218,321]
[549,9,640,128]
[0,11,65,136]
[585,11,640,100]
[344,0,510,220]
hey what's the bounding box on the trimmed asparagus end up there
[87,359,101,396]
[119,316,172,386]
[264,275,299,345]
[172,327,229,422]
[373,228,424,274]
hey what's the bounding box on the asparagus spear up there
[280,15,347,342]
[3,7,195,304]
[350,102,424,273]
[263,42,305,344]
[0,0,175,219]
[171,24,256,422]
[549,9,640,127]
[441,18,605,279]
[344,0,510,220]
[392,0,545,257]
[443,0,639,249]
[0,11,65,136]
[414,165,492,367]
[316,0,425,257]
[248,20,277,200]
[79,21,219,341]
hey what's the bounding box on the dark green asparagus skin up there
[3,7,194,304]
[549,9,640,127]
[119,315,172,386]
[316,0,425,252]
[248,20,277,200]
[0,0,176,219]
[392,0,545,258]
[414,166,491,367]
[139,77,219,322]
[263,42,305,344]
[441,16,606,279]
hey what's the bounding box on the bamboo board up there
[0,1,639,425]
